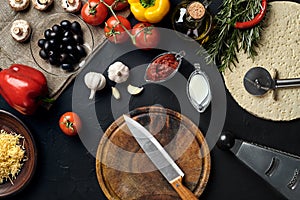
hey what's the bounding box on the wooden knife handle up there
[170,177,198,200]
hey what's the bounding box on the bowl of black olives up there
[30,13,94,76]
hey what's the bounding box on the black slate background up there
[1,0,299,199]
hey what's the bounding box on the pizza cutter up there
[218,132,300,200]
[243,67,300,96]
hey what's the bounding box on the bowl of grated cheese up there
[0,110,37,198]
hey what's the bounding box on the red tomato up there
[104,16,131,44]
[81,0,108,26]
[104,0,128,11]
[59,112,82,136]
[132,23,160,49]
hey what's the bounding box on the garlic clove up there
[84,72,106,100]
[127,84,144,95]
[112,87,121,100]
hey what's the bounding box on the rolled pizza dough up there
[223,1,300,121]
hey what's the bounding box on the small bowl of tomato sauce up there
[145,51,185,83]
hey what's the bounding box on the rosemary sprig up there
[204,0,269,71]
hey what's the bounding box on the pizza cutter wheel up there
[243,67,300,96]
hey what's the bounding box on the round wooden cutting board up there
[96,106,211,200]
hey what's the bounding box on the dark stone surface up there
[1,0,299,200]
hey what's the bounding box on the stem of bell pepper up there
[39,96,55,104]
[140,0,155,8]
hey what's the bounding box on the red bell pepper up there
[0,64,49,115]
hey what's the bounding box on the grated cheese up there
[0,129,26,184]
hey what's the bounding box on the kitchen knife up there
[123,115,198,200]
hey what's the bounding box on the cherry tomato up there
[104,16,131,44]
[59,112,82,136]
[132,23,160,49]
[81,0,108,26]
[104,0,128,11]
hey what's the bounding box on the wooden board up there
[96,106,211,199]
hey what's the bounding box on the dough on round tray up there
[223,1,300,121]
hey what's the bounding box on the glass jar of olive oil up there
[171,1,213,44]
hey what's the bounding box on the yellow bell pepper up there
[128,0,170,23]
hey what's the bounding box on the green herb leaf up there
[203,0,270,71]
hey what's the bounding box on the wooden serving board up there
[96,106,211,200]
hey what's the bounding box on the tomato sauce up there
[146,53,179,82]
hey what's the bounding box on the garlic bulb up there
[108,61,130,83]
[84,72,106,100]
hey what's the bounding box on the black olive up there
[49,31,58,39]
[65,45,74,52]
[38,39,46,48]
[43,40,52,52]
[63,30,73,38]
[59,44,65,52]
[48,51,60,65]
[60,20,71,30]
[62,37,75,46]
[48,39,59,50]
[60,53,75,64]
[48,50,57,58]
[61,63,74,71]
[71,21,82,34]
[49,56,59,65]
[73,34,83,44]
[59,53,68,63]
[52,24,62,33]
[68,53,79,64]
[75,45,87,58]
[44,29,52,39]
[39,49,48,60]
[61,37,69,44]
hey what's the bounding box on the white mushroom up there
[9,0,30,11]
[32,0,54,11]
[10,19,31,43]
[108,61,130,83]
[61,0,82,13]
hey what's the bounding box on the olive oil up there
[172,1,213,44]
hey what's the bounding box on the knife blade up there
[123,115,198,200]
[218,132,300,200]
